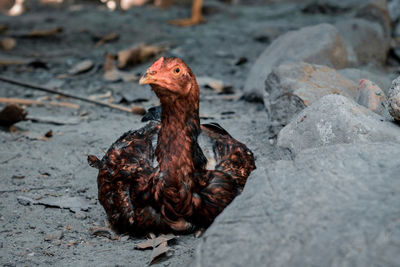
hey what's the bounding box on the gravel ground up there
[0,1,281,266]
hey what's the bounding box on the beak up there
[139,72,153,85]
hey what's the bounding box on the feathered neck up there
[154,83,200,182]
[153,83,200,217]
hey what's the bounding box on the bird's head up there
[139,57,198,101]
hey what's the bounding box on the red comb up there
[149,57,164,71]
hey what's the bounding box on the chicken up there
[168,0,204,27]
[88,57,255,235]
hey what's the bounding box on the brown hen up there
[88,57,255,235]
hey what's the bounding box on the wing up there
[141,105,161,122]
[91,122,172,233]
[199,122,256,187]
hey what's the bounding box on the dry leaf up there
[0,24,8,34]
[117,43,165,69]
[104,68,139,82]
[94,32,119,48]
[89,91,112,101]
[0,56,47,67]
[197,76,233,93]
[135,234,177,250]
[0,56,31,66]
[104,53,117,72]
[0,37,16,50]
[149,241,171,265]
[24,27,63,38]
[131,106,146,115]
[0,97,80,110]
[68,60,94,75]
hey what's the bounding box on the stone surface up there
[244,24,348,101]
[388,76,400,121]
[277,95,400,156]
[335,18,390,66]
[338,67,392,94]
[355,0,391,40]
[263,62,357,135]
[395,22,400,37]
[356,79,387,115]
[194,143,400,267]
[388,0,400,22]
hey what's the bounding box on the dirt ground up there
[2,0,375,265]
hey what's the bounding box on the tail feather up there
[87,155,103,169]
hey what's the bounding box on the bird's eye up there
[173,67,180,74]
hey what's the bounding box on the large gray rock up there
[244,24,348,101]
[355,0,391,40]
[277,95,400,156]
[194,143,400,267]
[335,18,390,66]
[264,62,357,135]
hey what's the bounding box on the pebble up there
[44,230,64,241]
[74,211,87,220]
[356,79,387,115]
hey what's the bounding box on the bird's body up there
[89,57,255,235]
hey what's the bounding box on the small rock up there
[17,196,34,206]
[357,79,387,115]
[277,95,400,156]
[337,68,392,94]
[387,76,400,121]
[67,240,76,247]
[244,23,348,101]
[44,230,64,241]
[68,60,94,75]
[74,211,87,220]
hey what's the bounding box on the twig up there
[0,75,141,114]
[1,153,21,164]
[0,97,80,109]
